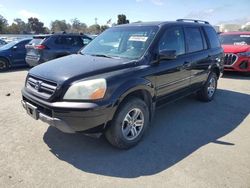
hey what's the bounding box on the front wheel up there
[197,72,218,102]
[105,97,149,149]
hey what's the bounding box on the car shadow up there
[43,89,250,178]
[222,72,250,80]
[0,66,30,73]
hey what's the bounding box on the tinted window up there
[185,27,204,53]
[204,27,221,48]
[55,36,84,46]
[158,27,185,55]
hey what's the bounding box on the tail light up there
[34,44,47,50]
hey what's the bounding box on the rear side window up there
[55,36,84,46]
[185,27,204,53]
[204,27,221,48]
[158,27,185,55]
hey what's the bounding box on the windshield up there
[81,26,159,60]
[0,40,19,50]
[220,34,250,45]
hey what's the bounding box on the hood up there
[29,54,136,84]
[222,44,250,53]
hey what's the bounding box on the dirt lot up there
[0,69,250,188]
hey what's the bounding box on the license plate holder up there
[25,102,38,120]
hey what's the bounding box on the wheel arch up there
[110,78,156,123]
[0,56,11,68]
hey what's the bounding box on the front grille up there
[26,76,57,99]
[224,53,238,66]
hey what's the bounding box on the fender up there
[110,78,155,104]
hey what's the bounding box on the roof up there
[220,31,250,35]
[33,33,88,38]
[114,20,211,28]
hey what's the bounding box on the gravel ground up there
[0,69,250,188]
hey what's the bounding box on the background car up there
[220,32,250,73]
[0,39,7,46]
[25,33,92,67]
[0,38,31,71]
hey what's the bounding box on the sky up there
[0,0,249,28]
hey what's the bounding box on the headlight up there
[238,51,250,57]
[63,79,107,100]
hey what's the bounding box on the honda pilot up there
[21,19,223,149]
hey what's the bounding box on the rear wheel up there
[105,97,149,149]
[197,72,218,102]
[0,58,9,71]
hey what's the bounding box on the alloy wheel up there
[121,108,144,141]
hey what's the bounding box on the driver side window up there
[158,27,185,56]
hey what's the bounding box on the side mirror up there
[12,46,17,50]
[158,50,177,61]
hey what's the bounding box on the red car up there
[220,32,250,72]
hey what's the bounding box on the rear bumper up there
[25,56,44,67]
[21,88,116,133]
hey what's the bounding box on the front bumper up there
[224,56,250,72]
[21,88,115,133]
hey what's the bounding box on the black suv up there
[21,19,224,149]
[25,33,92,67]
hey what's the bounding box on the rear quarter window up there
[204,27,221,48]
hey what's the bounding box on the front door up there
[11,40,30,66]
[154,26,191,99]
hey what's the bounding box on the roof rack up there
[176,19,210,24]
[50,31,84,35]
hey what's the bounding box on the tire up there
[0,58,9,71]
[105,97,149,149]
[197,72,218,102]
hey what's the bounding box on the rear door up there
[155,26,191,99]
[184,27,210,89]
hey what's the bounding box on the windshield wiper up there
[89,54,113,58]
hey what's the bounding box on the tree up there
[87,24,101,34]
[100,25,109,32]
[51,20,69,32]
[27,17,46,34]
[70,18,87,33]
[117,14,129,25]
[8,18,28,34]
[0,14,8,33]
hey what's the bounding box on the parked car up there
[25,33,92,67]
[21,19,223,149]
[220,32,250,72]
[0,38,31,71]
[0,39,7,46]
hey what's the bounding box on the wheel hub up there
[122,108,144,141]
